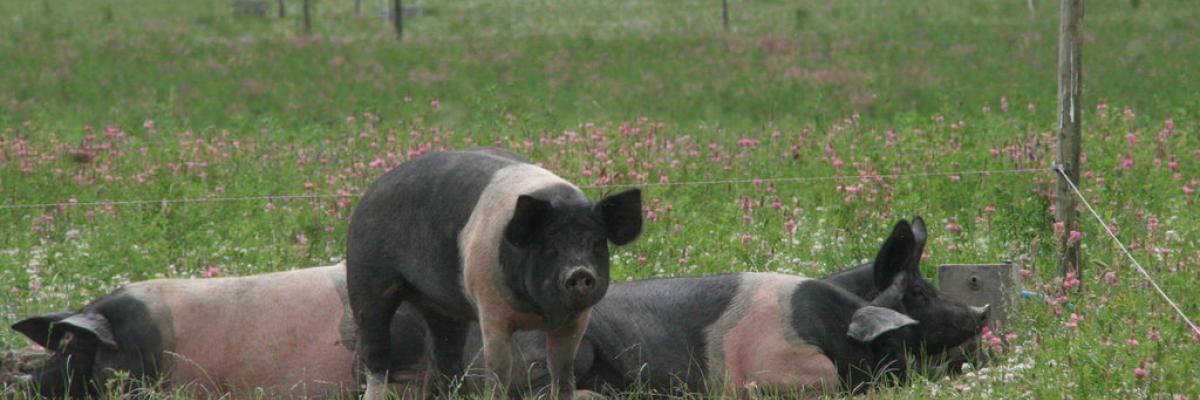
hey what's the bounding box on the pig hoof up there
[363,373,388,400]
[571,389,606,400]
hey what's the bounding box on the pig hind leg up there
[348,270,410,397]
[418,309,470,396]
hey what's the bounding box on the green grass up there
[2,0,1200,398]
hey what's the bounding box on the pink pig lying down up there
[10,263,388,399]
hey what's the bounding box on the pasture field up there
[2,0,1199,398]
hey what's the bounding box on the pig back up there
[126,264,358,397]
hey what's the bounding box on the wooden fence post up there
[303,0,312,34]
[722,0,730,31]
[393,0,403,39]
[278,0,285,18]
[1055,0,1083,281]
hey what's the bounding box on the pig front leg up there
[546,311,601,400]
[478,315,515,396]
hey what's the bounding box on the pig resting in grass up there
[388,218,989,396]
[10,264,393,399]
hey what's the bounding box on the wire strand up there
[0,194,348,210]
[582,166,1050,188]
[1055,165,1200,338]
[1,167,1049,209]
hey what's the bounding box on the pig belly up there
[726,338,836,392]
[720,274,837,392]
[160,269,357,398]
[170,325,357,397]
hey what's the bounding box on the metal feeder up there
[933,263,1021,372]
[938,262,1021,332]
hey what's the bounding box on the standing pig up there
[10,264,365,398]
[346,149,643,399]
[389,218,988,395]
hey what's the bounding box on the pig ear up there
[11,312,117,351]
[54,313,118,350]
[505,195,553,248]
[847,306,918,342]
[595,188,643,246]
[911,216,927,256]
[873,219,916,290]
[907,216,927,276]
[11,311,74,348]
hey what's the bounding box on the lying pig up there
[824,216,988,374]
[390,218,989,396]
[10,263,382,399]
[346,149,642,399]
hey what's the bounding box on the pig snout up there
[561,267,599,298]
[952,304,991,337]
[972,304,991,323]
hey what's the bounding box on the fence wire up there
[1054,165,1200,339]
[1,167,1049,209]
